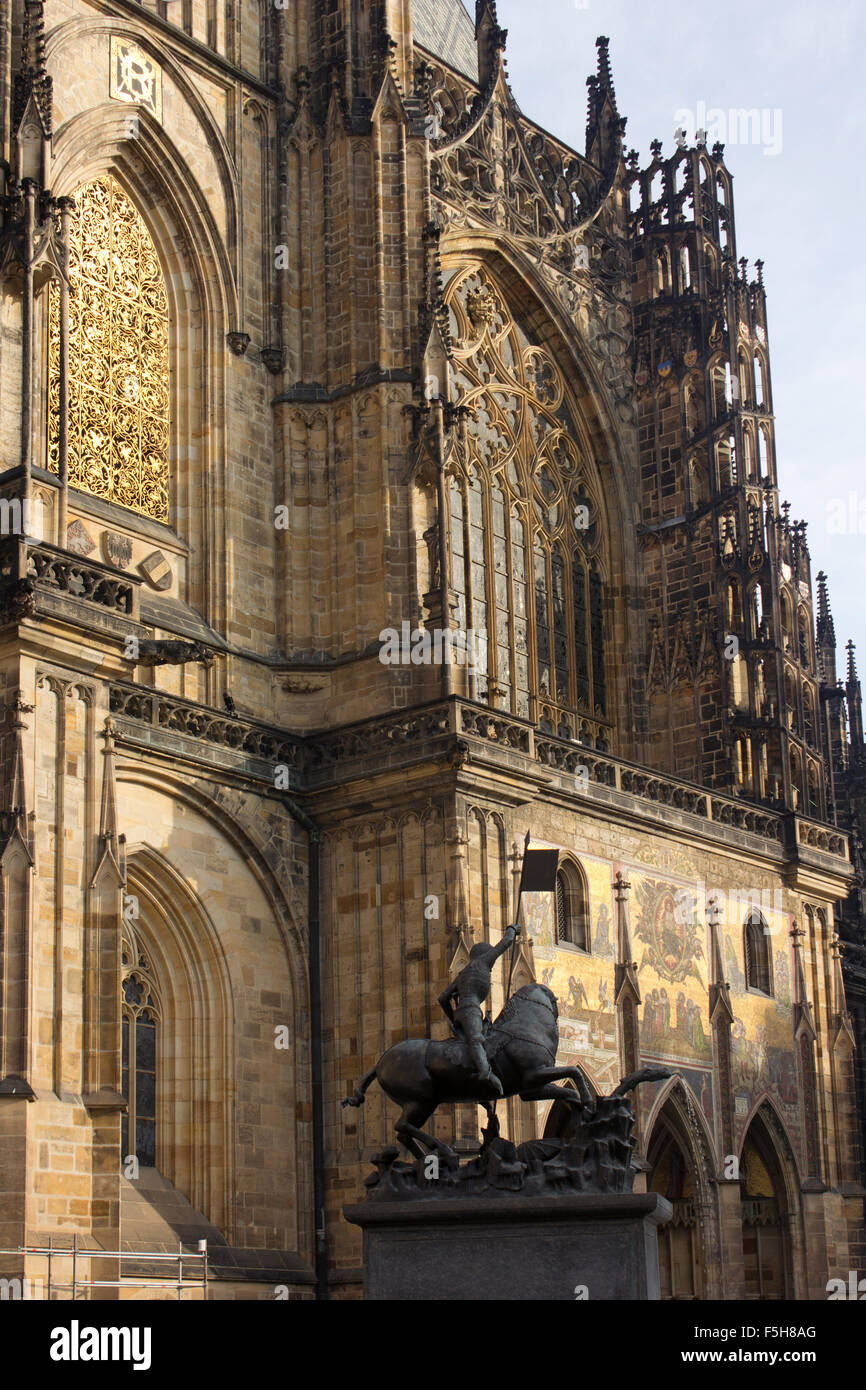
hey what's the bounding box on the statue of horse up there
[343,983,669,1158]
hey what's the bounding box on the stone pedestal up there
[343,1192,672,1301]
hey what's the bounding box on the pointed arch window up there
[121,925,162,1166]
[743,430,754,479]
[47,175,170,521]
[803,686,816,745]
[511,509,531,719]
[754,354,765,407]
[797,609,811,668]
[555,861,589,950]
[744,911,773,996]
[534,537,552,699]
[751,581,764,635]
[589,562,606,715]
[655,248,671,294]
[573,556,590,707]
[444,266,610,742]
[684,383,702,436]
[679,245,691,292]
[758,428,770,477]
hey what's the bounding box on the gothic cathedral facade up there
[0,0,864,1300]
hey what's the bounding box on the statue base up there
[343,1191,672,1301]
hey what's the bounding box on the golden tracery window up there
[48,175,170,522]
[445,266,609,743]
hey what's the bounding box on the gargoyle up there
[134,639,215,668]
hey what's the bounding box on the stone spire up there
[1,691,34,850]
[586,36,624,172]
[791,924,817,1042]
[613,871,641,1006]
[830,935,855,1046]
[815,571,837,685]
[595,33,616,101]
[90,717,124,890]
[708,897,734,1024]
[846,640,864,752]
[12,0,53,136]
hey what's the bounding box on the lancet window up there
[121,923,162,1167]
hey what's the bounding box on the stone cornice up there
[102,686,853,887]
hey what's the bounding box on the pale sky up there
[494,0,866,679]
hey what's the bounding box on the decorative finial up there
[815,571,835,645]
[847,640,858,684]
[596,36,616,102]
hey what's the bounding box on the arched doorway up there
[647,1118,703,1299]
[739,1116,795,1299]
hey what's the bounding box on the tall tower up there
[629,137,826,814]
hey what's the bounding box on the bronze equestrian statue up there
[344,925,669,1159]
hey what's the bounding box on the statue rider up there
[438,925,519,1095]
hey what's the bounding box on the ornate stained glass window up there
[445,264,609,744]
[121,926,161,1167]
[48,175,170,521]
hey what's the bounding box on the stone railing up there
[666,1199,697,1229]
[535,737,617,789]
[741,1198,779,1228]
[109,682,303,774]
[797,819,847,857]
[306,703,454,775]
[0,540,139,621]
[101,686,852,867]
[710,798,783,843]
[28,543,138,616]
[460,705,531,753]
[456,699,847,862]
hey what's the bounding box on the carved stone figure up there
[134,638,214,668]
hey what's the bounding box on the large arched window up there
[121,922,161,1167]
[445,266,609,740]
[47,174,170,521]
[555,860,589,950]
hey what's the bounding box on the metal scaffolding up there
[0,1236,209,1300]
